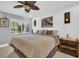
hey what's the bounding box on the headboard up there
[37,30,58,35]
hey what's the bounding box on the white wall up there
[32,17,53,33]
[0,12,32,44]
[0,12,11,44]
[53,5,79,39]
[32,5,79,39]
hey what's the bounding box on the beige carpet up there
[0,44,19,58]
[53,51,75,58]
[0,44,75,58]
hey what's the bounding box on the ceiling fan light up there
[25,9,30,13]
[24,5,30,10]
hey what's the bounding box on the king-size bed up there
[10,34,60,58]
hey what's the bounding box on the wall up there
[32,5,79,39]
[0,12,11,44]
[53,5,79,39]
[0,12,32,44]
[32,17,53,33]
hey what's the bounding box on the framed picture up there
[26,24,29,32]
[64,12,70,24]
[34,20,36,26]
[0,17,9,27]
[41,16,53,28]
[0,19,1,27]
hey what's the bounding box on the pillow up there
[46,31,53,35]
[37,30,47,35]
[37,30,53,35]
[53,30,58,35]
[37,30,43,34]
[43,30,48,35]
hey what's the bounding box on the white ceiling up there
[0,1,79,18]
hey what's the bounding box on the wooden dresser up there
[58,38,79,57]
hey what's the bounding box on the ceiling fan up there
[14,1,39,13]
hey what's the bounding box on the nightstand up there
[58,38,79,57]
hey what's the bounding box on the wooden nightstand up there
[58,38,79,57]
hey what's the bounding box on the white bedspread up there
[11,35,59,58]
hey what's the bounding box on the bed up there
[10,34,60,58]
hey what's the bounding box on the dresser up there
[58,38,79,57]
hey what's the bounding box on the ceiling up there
[0,1,79,18]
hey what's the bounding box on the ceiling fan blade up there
[18,1,25,4]
[29,4,39,10]
[24,9,30,13]
[27,1,36,5]
[14,5,23,8]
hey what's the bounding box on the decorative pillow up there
[37,30,42,34]
[52,30,58,35]
[41,30,45,35]
[37,30,54,35]
[43,30,48,35]
[46,31,53,35]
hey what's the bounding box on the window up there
[11,20,29,34]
